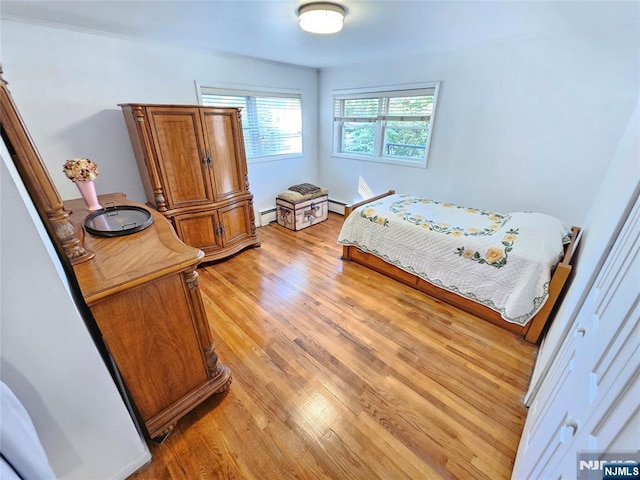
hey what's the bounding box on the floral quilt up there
[338,194,571,325]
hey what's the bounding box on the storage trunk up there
[276,194,328,231]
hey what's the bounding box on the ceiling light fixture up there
[298,2,345,34]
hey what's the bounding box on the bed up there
[338,190,581,344]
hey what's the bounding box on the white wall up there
[525,97,640,402]
[1,142,151,479]
[318,21,639,226]
[0,19,319,216]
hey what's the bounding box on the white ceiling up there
[1,1,638,69]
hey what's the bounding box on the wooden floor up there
[129,213,537,480]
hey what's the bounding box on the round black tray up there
[84,205,154,237]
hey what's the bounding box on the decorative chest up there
[276,185,329,231]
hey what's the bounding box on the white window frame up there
[196,82,304,164]
[332,82,440,168]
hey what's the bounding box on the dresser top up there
[67,193,203,305]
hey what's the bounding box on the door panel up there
[147,107,213,208]
[173,212,221,254]
[91,274,210,420]
[201,109,246,201]
[219,201,252,247]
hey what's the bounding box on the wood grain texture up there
[129,213,537,479]
[90,273,211,420]
[67,193,231,439]
[119,104,260,263]
[66,193,204,304]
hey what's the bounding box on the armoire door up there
[173,210,223,256]
[147,106,214,209]
[217,200,253,248]
[200,109,247,202]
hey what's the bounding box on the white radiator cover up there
[258,207,277,226]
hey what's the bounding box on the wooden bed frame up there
[340,190,581,344]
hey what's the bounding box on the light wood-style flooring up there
[129,213,537,480]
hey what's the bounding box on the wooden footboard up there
[340,190,581,344]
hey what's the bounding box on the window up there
[333,84,439,167]
[200,86,302,162]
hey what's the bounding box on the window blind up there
[201,88,302,159]
[333,88,435,123]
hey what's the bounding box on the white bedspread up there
[338,194,571,325]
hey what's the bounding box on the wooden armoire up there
[119,104,260,262]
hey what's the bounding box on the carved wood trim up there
[247,191,258,237]
[181,266,215,351]
[180,267,233,391]
[204,343,221,377]
[0,67,94,264]
[131,105,168,211]
[184,268,200,290]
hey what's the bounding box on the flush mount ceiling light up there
[298,2,345,34]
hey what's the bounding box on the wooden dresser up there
[67,193,231,440]
[119,104,260,263]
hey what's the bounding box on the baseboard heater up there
[258,207,277,227]
[328,198,346,215]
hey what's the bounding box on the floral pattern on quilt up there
[360,203,389,226]
[389,196,511,236]
[455,228,520,269]
[338,194,570,325]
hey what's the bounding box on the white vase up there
[75,180,102,211]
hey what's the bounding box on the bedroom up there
[1,1,638,479]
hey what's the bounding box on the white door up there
[512,193,640,480]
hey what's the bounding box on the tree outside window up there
[333,85,439,168]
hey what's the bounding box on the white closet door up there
[512,194,640,480]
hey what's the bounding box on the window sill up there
[331,152,427,169]
[247,153,304,165]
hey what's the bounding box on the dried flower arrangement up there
[63,158,100,182]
